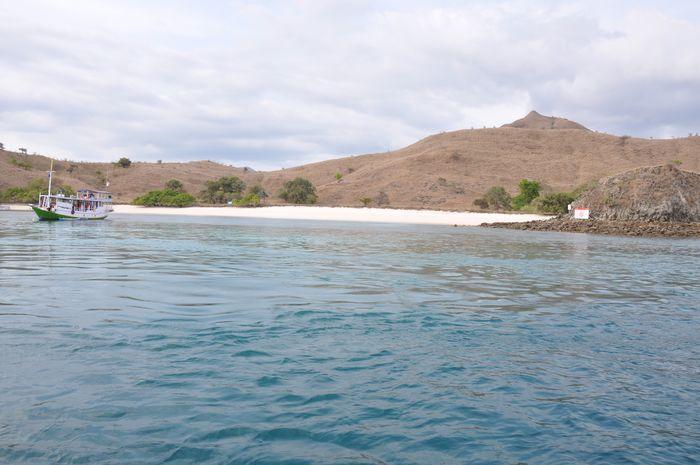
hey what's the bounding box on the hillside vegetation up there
[1,112,699,209]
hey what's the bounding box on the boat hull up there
[31,206,107,221]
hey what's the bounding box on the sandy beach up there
[3,204,549,225]
[112,205,548,226]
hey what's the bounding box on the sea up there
[1,211,698,465]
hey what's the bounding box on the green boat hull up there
[31,206,107,221]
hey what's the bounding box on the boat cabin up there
[39,189,113,218]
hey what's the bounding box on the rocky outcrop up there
[570,165,700,222]
[485,218,700,238]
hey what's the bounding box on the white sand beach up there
[110,205,548,226]
[3,203,549,225]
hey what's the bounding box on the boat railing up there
[39,193,113,203]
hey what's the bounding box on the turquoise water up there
[1,211,699,465]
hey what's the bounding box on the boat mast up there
[47,159,54,203]
[44,158,53,208]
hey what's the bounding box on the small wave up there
[234,349,271,357]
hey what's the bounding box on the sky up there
[1,0,700,169]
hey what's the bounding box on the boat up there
[30,161,113,221]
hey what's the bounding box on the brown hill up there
[502,111,589,130]
[2,112,699,209]
[570,165,700,222]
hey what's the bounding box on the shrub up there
[116,157,132,168]
[571,180,598,198]
[165,179,184,191]
[374,191,389,206]
[248,184,268,200]
[233,193,261,207]
[512,179,540,209]
[537,192,575,214]
[359,197,372,207]
[480,186,512,210]
[95,170,106,185]
[10,157,32,170]
[278,177,317,204]
[200,176,246,203]
[473,198,488,209]
[133,189,195,207]
[335,172,343,182]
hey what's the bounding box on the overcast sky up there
[1,1,699,169]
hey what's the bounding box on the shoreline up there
[484,218,700,238]
[2,204,549,226]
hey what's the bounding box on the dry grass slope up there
[2,112,699,209]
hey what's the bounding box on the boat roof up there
[77,189,111,194]
[44,193,111,200]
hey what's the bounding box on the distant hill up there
[2,111,699,209]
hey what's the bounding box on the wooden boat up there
[31,161,113,220]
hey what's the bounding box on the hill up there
[2,112,699,209]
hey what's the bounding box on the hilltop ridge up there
[501,111,589,130]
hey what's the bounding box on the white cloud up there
[1,1,699,167]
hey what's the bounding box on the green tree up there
[278,177,317,204]
[335,172,343,182]
[218,176,246,194]
[480,186,512,210]
[512,179,540,209]
[537,192,575,214]
[165,179,184,191]
[116,157,132,168]
[200,176,246,203]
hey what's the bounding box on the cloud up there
[1,1,699,168]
